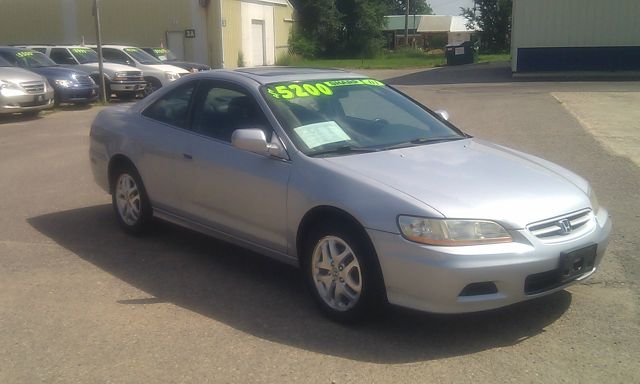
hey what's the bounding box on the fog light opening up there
[459,282,498,297]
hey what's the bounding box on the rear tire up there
[111,165,152,235]
[302,221,386,323]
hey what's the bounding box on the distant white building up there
[383,15,478,49]
[511,0,640,72]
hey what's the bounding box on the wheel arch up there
[107,154,138,194]
[296,206,385,283]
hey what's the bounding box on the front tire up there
[111,165,152,234]
[303,221,385,323]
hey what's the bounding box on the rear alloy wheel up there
[112,166,151,234]
[304,222,385,322]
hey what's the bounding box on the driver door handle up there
[182,153,193,160]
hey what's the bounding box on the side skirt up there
[153,207,300,267]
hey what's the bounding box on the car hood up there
[26,66,86,79]
[80,62,141,73]
[142,63,190,74]
[323,138,590,229]
[165,60,210,71]
[0,66,45,83]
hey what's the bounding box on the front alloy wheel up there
[311,236,363,311]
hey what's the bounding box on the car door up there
[180,80,291,253]
[135,81,197,212]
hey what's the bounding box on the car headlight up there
[588,188,599,213]
[165,72,180,81]
[0,80,27,97]
[55,79,73,88]
[398,215,513,246]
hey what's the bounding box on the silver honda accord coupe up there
[89,68,611,322]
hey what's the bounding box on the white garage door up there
[251,20,265,66]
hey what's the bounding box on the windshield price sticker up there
[71,48,91,54]
[153,48,168,54]
[16,51,34,58]
[294,121,351,149]
[124,48,139,53]
[267,83,333,99]
[267,79,385,100]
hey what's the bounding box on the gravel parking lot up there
[1,65,639,383]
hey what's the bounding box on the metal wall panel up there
[512,0,640,71]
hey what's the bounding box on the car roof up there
[0,47,27,53]
[231,67,367,85]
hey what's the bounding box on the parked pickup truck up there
[23,45,146,100]
[92,45,189,94]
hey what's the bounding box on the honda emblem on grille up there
[558,219,572,234]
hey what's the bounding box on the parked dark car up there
[141,47,210,73]
[0,47,98,105]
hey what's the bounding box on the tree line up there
[288,0,512,58]
[289,0,433,58]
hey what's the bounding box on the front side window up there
[262,79,464,156]
[50,48,77,65]
[102,49,131,65]
[142,82,196,128]
[191,81,271,142]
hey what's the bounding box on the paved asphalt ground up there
[1,63,639,383]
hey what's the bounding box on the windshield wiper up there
[308,145,379,157]
[382,136,465,151]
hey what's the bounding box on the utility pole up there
[93,0,107,103]
[404,0,410,47]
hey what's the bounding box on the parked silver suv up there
[24,45,146,100]
[0,56,54,115]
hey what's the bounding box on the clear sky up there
[429,0,474,16]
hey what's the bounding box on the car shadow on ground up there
[29,204,572,364]
[384,61,640,86]
[0,112,45,124]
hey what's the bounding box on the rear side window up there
[142,82,196,128]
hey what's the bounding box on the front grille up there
[75,75,94,86]
[527,209,593,240]
[123,71,143,81]
[20,81,45,94]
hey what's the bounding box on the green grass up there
[276,51,511,70]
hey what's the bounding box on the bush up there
[289,34,318,58]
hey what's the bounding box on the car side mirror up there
[435,110,450,121]
[231,128,287,159]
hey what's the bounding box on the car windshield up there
[11,50,57,68]
[0,56,11,67]
[261,79,465,156]
[124,47,161,64]
[69,47,99,64]
[151,48,177,61]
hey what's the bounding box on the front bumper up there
[0,92,54,114]
[368,208,612,314]
[109,80,146,93]
[56,85,99,103]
